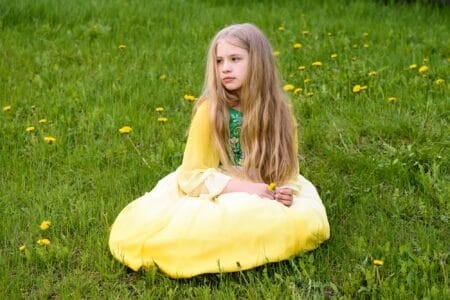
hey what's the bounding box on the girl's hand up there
[274,187,293,207]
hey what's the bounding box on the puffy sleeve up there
[177,101,231,198]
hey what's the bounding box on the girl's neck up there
[231,104,241,111]
[227,89,241,110]
[229,99,241,111]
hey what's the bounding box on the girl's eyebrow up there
[216,54,242,58]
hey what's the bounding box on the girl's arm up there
[178,100,295,206]
[222,179,294,206]
[221,179,274,199]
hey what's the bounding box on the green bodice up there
[228,107,243,166]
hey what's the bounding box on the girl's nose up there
[222,60,231,72]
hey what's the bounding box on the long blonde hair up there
[195,23,298,184]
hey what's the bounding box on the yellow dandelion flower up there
[312,61,322,67]
[304,79,311,84]
[268,182,277,191]
[158,117,168,123]
[360,85,368,90]
[419,65,428,73]
[155,107,164,112]
[294,88,303,94]
[3,105,11,112]
[118,44,126,49]
[373,259,384,266]
[283,84,295,92]
[331,54,338,59]
[298,65,305,71]
[183,94,196,101]
[37,238,50,246]
[26,126,35,133]
[44,136,56,144]
[38,118,47,124]
[368,71,377,76]
[273,51,280,57]
[302,30,310,36]
[353,85,361,93]
[363,32,369,37]
[352,44,358,48]
[387,97,397,102]
[327,32,333,37]
[409,64,417,69]
[293,43,302,49]
[40,220,51,230]
[306,92,314,97]
[435,79,444,85]
[278,26,285,32]
[19,245,26,251]
[363,44,369,48]
[159,74,167,80]
[119,126,132,134]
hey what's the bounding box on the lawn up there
[0,0,448,298]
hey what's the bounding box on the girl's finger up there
[275,192,292,200]
[275,196,293,207]
[278,188,293,196]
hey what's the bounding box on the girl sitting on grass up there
[109,23,330,278]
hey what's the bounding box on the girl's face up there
[216,39,249,94]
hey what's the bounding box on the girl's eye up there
[232,57,240,62]
[216,59,223,64]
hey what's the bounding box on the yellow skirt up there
[109,171,330,278]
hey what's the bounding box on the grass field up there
[1,0,449,298]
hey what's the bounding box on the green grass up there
[1,0,449,298]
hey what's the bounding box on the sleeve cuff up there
[280,175,303,196]
[203,169,232,198]
[177,167,231,199]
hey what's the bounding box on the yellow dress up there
[109,102,330,278]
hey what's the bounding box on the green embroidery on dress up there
[228,107,243,166]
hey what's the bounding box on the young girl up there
[109,23,330,278]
